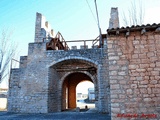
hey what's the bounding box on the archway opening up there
[62,72,95,111]
[76,81,95,109]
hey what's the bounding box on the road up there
[0,100,111,120]
[0,111,111,120]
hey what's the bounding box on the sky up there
[0,0,160,88]
[76,81,94,94]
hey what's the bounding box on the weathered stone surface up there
[109,7,119,29]
[108,28,160,120]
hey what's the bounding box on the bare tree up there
[122,0,145,27]
[0,29,17,83]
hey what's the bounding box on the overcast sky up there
[1,0,160,88]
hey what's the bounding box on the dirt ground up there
[0,99,111,119]
[0,111,111,120]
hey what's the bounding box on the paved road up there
[77,101,95,109]
[0,111,111,120]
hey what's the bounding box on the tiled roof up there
[107,23,160,35]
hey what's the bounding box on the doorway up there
[76,81,95,109]
[62,72,95,110]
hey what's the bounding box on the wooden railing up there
[92,34,106,48]
[46,33,106,50]
[46,32,69,50]
[92,36,100,48]
[55,32,70,50]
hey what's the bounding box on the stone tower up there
[109,7,119,29]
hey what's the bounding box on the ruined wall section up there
[34,12,54,42]
[108,31,160,119]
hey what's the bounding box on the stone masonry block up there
[108,56,120,60]
[109,66,119,70]
[151,71,159,76]
[129,65,138,69]
[156,62,160,67]
[111,84,120,89]
[147,52,155,57]
[132,54,138,59]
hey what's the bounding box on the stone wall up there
[108,28,160,119]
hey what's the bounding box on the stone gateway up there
[8,12,109,114]
[8,9,160,120]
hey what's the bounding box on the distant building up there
[77,93,88,100]
[0,88,8,97]
[0,88,8,93]
[88,88,95,101]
